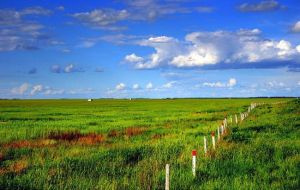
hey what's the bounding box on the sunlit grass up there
[0,98,299,189]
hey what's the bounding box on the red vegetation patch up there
[48,131,105,145]
[107,130,119,138]
[124,127,145,137]
[3,139,56,149]
[0,158,29,175]
[48,131,83,141]
[0,152,4,162]
[78,133,105,145]
[9,159,28,173]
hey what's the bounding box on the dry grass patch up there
[0,157,29,175]
[78,133,105,145]
[124,127,146,137]
[107,130,119,138]
[3,139,56,149]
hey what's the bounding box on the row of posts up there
[165,102,260,190]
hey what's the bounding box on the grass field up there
[0,98,299,189]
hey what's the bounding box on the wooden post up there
[192,150,196,177]
[211,131,216,150]
[217,127,220,141]
[235,114,238,124]
[165,164,170,190]
[204,136,207,155]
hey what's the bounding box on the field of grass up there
[0,98,299,189]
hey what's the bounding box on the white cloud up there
[56,6,65,11]
[125,53,144,63]
[148,36,173,43]
[132,84,140,89]
[64,64,75,73]
[72,1,199,31]
[228,78,237,87]
[63,64,84,73]
[116,83,126,90]
[292,21,300,33]
[11,83,30,95]
[203,82,226,88]
[44,88,64,95]
[268,81,285,88]
[237,0,282,12]
[298,81,300,86]
[203,78,237,88]
[0,7,53,52]
[125,29,300,69]
[132,36,182,69]
[162,81,176,88]
[72,9,129,30]
[146,82,153,89]
[30,84,43,95]
[296,45,300,53]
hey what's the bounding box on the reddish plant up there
[125,127,145,137]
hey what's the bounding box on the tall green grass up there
[0,98,298,189]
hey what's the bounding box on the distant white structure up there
[88,99,93,102]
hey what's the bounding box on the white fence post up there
[165,164,170,190]
[235,114,238,124]
[211,131,216,150]
[192,150,196,177]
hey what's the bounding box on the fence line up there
[165,101,264,189]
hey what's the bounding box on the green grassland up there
[0,98,299,189]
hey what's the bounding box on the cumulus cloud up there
[292,21,300,33]
[116,83,126,90]
[228,78,237,87]
[146,82,153,89]
[30,84,43,95]
[51,64,84,73]
[132,84,140,89]
[203,78,237,88]
[238,0,283,12]
[64,64,76,73]
[11,83,30,95]
[267,81,285,88]
[125,53,144,62]
[297,45,300,53]
[125,29,300,69]
[127,36,182,69]
[162,81,176,88]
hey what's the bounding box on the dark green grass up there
[0,98,299,189]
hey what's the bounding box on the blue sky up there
[0,0,300,98]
